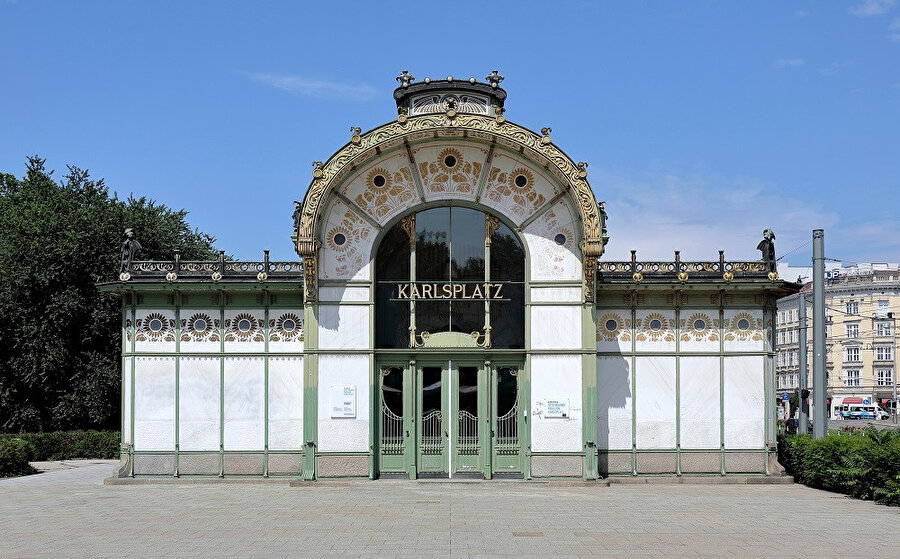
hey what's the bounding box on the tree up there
[0,156,218,432]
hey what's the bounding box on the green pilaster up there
[302,299,318,480]
[174,294,180,477]
[263,291,270,477]
[219,293,225,478]
[405,358,415,479]
[481,359,491,479]
[674,301,681,476]
[582,298,598,480]
[631,302,637,476]
[129,295,136,476]
[719,295,726,476]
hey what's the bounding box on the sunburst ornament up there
[597,313,624,342]
[272,312,303,342]
[228,313,261,342]
[437,148,463,173]
[138,312,173,342]
[366,167,392,194]
[508,167,534,194]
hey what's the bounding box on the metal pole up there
[798,294,808,434]
[812,230,827,439]
[893,316,897,424]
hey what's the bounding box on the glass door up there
[378,364,411,474]
[417,363,448,474]
[452,363,482,475]
[491,364,523,474]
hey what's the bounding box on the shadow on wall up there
[596,355,631,476]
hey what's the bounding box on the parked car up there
[785,418,813,434]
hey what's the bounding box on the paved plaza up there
[2,462,899,558]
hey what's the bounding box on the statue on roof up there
[757,228,776,272]
[120,228,142,273]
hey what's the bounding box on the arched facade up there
[105,72,799,482]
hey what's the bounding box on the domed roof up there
[393,70,507,117]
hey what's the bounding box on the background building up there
[776,263,899,418]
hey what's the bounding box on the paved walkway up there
[2,464,899,558]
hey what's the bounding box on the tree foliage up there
[0,156,218,432]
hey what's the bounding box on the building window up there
[875,345,894,362]
[877,300,889,318]
[844,346,861,363]
[843,369,861,387]
[876,369,894,387]
[846,301,859,315]
[846,322,859,338]
[876,321,893,337]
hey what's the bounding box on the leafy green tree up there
[0,156,218,432]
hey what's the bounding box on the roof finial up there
[485,70,504,88]
[396,70,415,88]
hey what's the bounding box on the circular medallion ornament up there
[148,318,163,332]
[632,272,643,282]
[366,167,391,194]
[737,318,751,331]
[165,272,177,282]
[508,168,533,193]
[211,271,222,282]
[438,148,463,173]
[119,272,131,281]
[256,271,268,282]
[554,233,567,246]
[768,271,779,281]
[723,271,734,282]
[677,271,688,283]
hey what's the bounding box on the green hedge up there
[0,430,120,461]
[0,438,38,478]
[778,428,900,506]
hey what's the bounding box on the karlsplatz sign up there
[390,282,507,301]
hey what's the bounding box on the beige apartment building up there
[776,264,899,418]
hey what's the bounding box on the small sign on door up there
[330,385,357,418]
[545,399,569,418]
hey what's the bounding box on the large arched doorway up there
[374,206,526,478]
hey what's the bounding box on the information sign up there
[545,399,569,418]
[330,385,357,418]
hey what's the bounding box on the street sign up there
[863,398,870,405]
[781,392,789,402]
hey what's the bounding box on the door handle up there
[405,430,409,438]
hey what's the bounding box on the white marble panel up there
[318,305,369,350]
[318,286,370,303]
[634,309,677,353]
[223,309,265,353]
[635,356,676,449]
[480,152,560,226]
[596,310,632,353]
[268,310,304,353]
[523,199,581,281]
[178,357,220,451]
[723,356,765,449]
[223,357,264,450]
[530,305,582,350]
[679,356,721,449]
[339,152,417,226]
[679,309,721,353]
[411,143,487,202]
[531,355,582,452]
[597,356,632,450]
[317,354,370,452]
[530,287,582,303]
[268,356,303,450]
[319,199,376,281]
[134,309,176,353]
[133,357,175,451]
[123,359,132,444]
[723,309,765,353]
[179,308,221,353]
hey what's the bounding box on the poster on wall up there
[545,399,569,418]
[330,385,357,418]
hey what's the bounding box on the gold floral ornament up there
[355,165,414,221]
[682,312,718,342]
[725,312,762,342]
[225,313,264,342]
[597,313,626,342]
[417,147,482,195]
[483,163,546,221]
[136,312,175,342]
[637,312,674,342]
[181,312,219,342]
[269,312,303,342]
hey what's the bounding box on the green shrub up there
[779,428,900,506]
[0,438,38,478]
[4,430,120,461]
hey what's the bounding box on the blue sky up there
[2,1,898,266]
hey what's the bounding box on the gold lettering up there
[462,284,473,299]
[471,284,483,299]
[492,283,503,299]
[442,284,453,298]
[453,283,464,299]
[422,284,433,298]
[396,284,408,299]
[410,284,421,299]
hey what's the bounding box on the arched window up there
[375,207,524,349]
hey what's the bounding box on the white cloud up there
[773,58,805,68]
[592,169,839,263]
[243,72,376,101]
[849,0,895,16]
[890,17,900,40]
[818,61,849,76]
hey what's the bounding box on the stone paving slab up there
[1,464,899,557]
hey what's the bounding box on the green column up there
[302,300,318,480]
[582,299,598,480]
